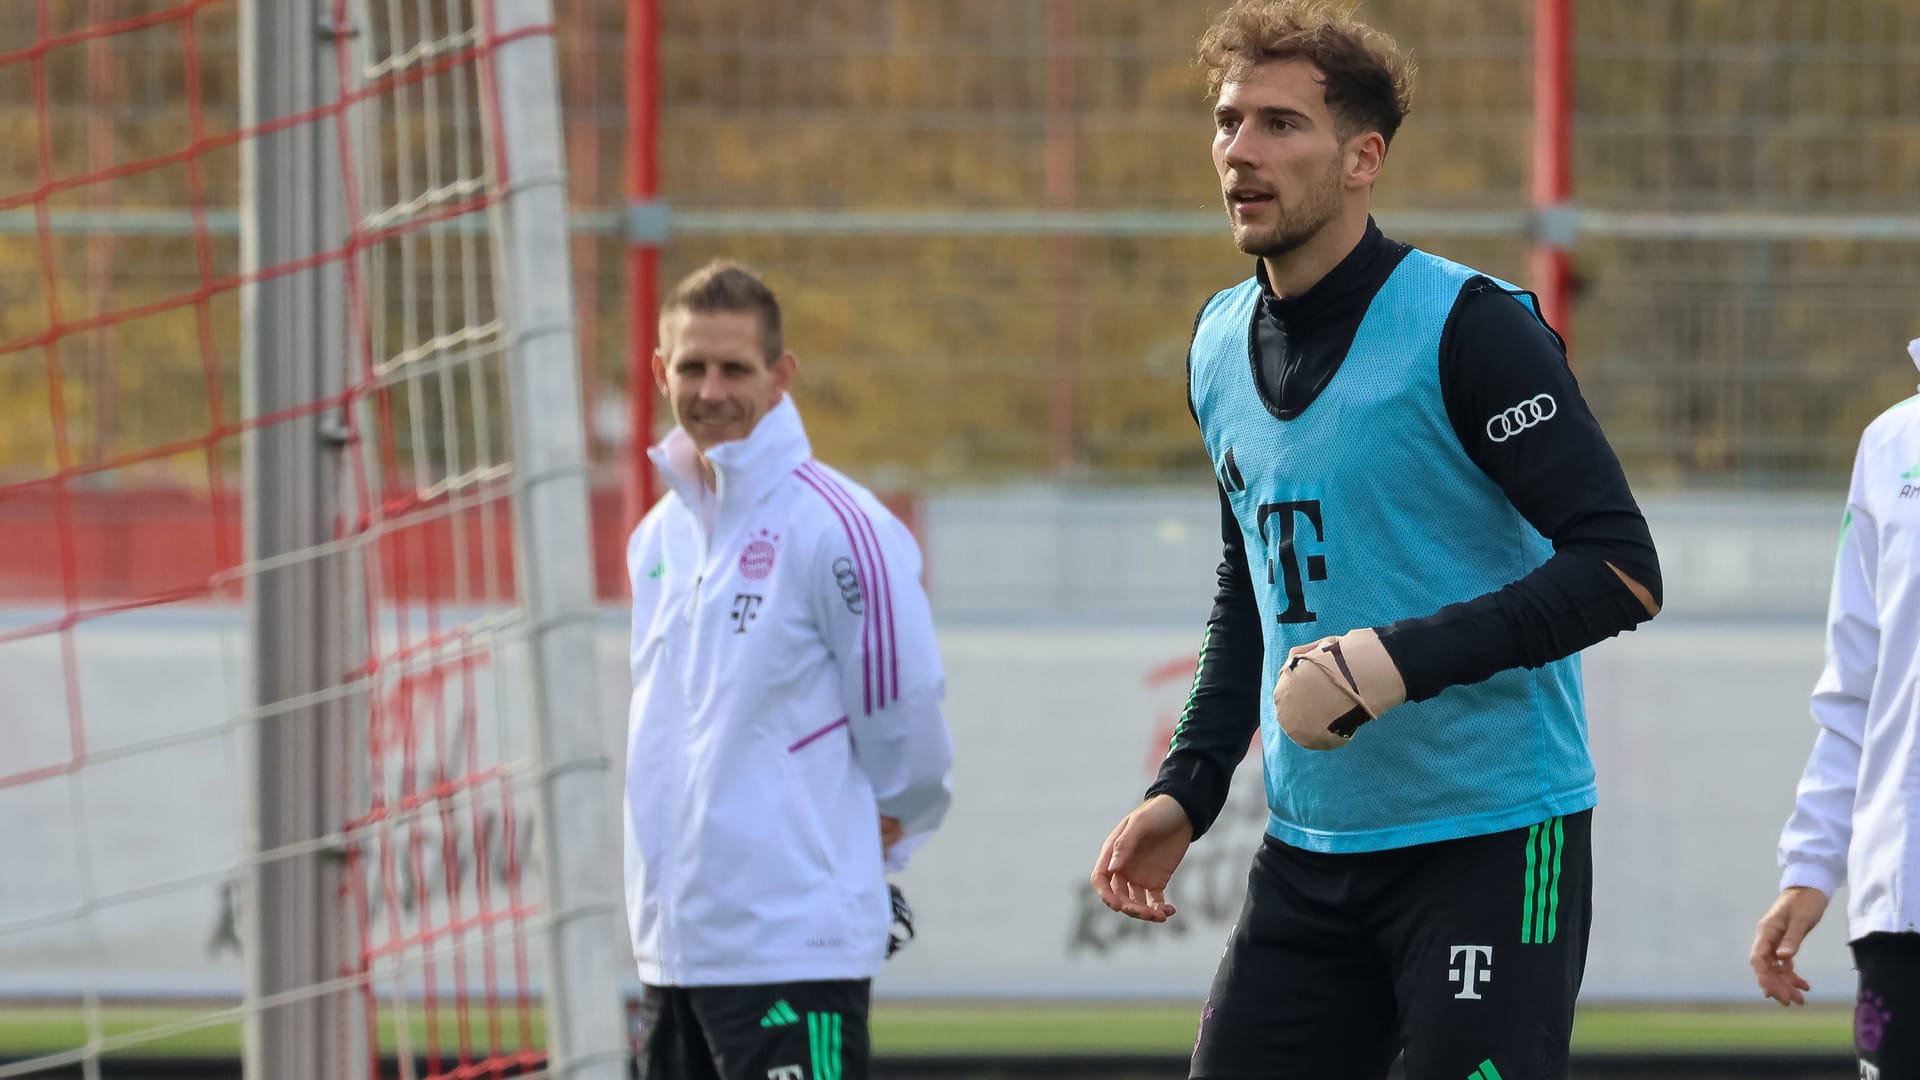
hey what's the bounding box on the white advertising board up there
[0,609,1853,1003]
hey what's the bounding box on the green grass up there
[871,1002,1855,1056]
[0,1000,1852,1060]
[0,1003,543,1060]
[1572,1004,1855,1052]
[0,1007,243,1058]
[875,1003,1202,1055]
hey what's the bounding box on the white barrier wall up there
[0,609,1853,1002]
[891,617,1847,1001]
[925,490,1845,622]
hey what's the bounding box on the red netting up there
[0,2,585,1075]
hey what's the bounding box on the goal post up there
[0,2,630,1076]
[485,0,630,1074]
[239,0,631,1076]
[240,0,356,1076]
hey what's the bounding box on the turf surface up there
[0,1001,1853,1059]
[871,1002,1853,1055]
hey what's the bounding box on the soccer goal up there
[0,2,626,1077]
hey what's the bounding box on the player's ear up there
[770,350,797,397]
[1346,131,1385,189]
[653,310,678,395]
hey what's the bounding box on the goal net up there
[0,2,626,1077]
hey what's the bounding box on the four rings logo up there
[831,556,864,615]
[1486,394,1557,443]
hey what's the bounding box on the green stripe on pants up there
[808,1012,842,1080]
[1547,816,1565,943]
[1533,819,1557,943]
[809,1013,824,1080]
[1521,823,1539,943]
[1523,819,1565,944]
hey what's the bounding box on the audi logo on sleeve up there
[831,556,864,615]
[1485,394,1557,443]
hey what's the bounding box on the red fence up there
[0,484,625,604]
[0,484,918,606]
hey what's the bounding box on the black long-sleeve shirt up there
[1148,220,1661,840]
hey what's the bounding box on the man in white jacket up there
[1752,338,1920,1079]
[626,260,953,1080]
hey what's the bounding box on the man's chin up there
[1234,226,1309,259]
[686,421,743,450]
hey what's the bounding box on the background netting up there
[0,2,588,1075]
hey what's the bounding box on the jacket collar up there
[649,395,812,522]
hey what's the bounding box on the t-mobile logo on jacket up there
[730,594,764,633]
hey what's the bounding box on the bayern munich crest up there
[739,529,780,580]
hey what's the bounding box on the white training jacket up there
[1778,339,1920,941]
[624,396,953,986]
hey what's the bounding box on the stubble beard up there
[1230,158,1344,260]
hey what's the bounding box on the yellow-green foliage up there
[4,0,1918,487]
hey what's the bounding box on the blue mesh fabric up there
[1188,250,1593,853]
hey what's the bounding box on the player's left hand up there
[880,815,903,854]
[1751,886,1828,1006]
[1273,627,1406,750]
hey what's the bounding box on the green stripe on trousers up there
[1534,820,1552,943]
[1523,819,1563,944]
[1522,823,1539,943]
[808,1012,842,1080]
[1543,814,1559,941]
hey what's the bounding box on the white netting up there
[0,2,620,1076]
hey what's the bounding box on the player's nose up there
[1221,127,1262,172]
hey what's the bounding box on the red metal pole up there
[624,0,661,530]
[1530,0,1573,352]
[1046,0,1079,472]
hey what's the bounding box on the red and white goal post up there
[0,2,628,1077]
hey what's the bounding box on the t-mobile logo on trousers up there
[767,1067,805,1080]
[1449,945,1494,1000]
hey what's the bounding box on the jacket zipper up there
[665,509,716,978]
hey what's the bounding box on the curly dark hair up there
[1197,0,1416,146]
